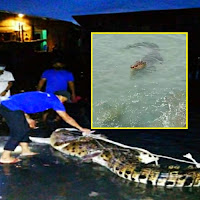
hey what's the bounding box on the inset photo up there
[91,32,188,129]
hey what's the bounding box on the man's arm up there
[37,78,46,91]
[56,110,90,133]
[24,114,36,128]
[68,81,76,102]
[7,81,13,90]
[0,81,13,96]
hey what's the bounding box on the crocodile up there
[128,42,163,70]
[30,128,200,188]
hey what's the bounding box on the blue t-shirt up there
[42,69,74,93]
[1,91,66,114]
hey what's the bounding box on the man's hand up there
[26,118,37,129]
[79,128,91,135]
[0,91,7,96]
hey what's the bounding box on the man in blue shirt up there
[37,61,76,102]
[0,91,90,164]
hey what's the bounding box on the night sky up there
[0,0,200,24]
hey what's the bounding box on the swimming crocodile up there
[30,129,200,188]
[128,42,163,69]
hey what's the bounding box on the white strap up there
[88,132,200,168]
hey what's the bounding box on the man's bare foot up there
[0,157,21,164]
[20,151,39,157]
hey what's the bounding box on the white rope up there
[52,128,200,168]
[153,153,200,167]
[87,132,200,168]
[183,153,200,168]
[88,134,154,155]
[87,133,159,165]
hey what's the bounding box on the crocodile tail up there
[107,157,200,188]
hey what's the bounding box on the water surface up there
[92,34,186,128]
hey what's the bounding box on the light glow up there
[18,13,24,18]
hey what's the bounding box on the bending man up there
[0,91,90,164]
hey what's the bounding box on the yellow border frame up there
[91,32,188,130]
